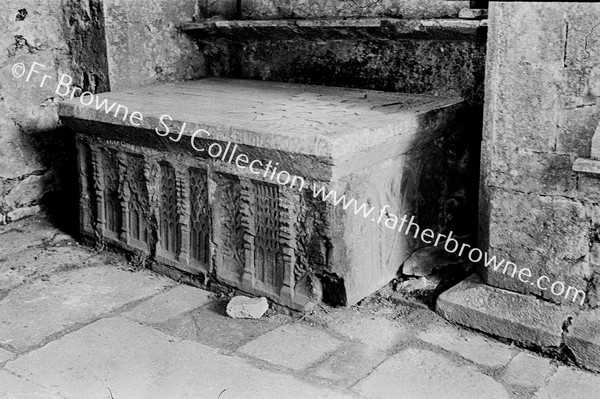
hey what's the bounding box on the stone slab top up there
[58,78,464,160]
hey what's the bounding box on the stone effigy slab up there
[59,78,465,310]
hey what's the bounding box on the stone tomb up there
[59,78,465,310]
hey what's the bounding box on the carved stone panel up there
[159,162,180,257]
[213,173,245,283]
[76,140,95,235]
[254,181,283,291]
[125,153,150,249]
[101,149,122,240]
[189,167,210,270]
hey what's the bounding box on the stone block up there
[535,366,600,399]
[7,205,40,222]
[226,296,269,319]
[235,38,486,106]
[59,78,467,310]
[418,324,514,367]
[481,189,588,299]
[5,173,50,208]
[501,352,552,388]
[564,308,600,372]
[352,348,510,399]
[557,106,600,157]
[489,3,568,67]
[436,274,574,348]
[402,245,461,277]
[103,0,206,90]
[483,147,576,196]
[122,284,214,324]
[458,8,487,19]
[237,323,342,371]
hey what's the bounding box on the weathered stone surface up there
[122,285,214,324]
[564,308,600,372]
[436,274,573,348]
[152,300,288,351]
[6,317,349,399]
[104,0,206,90]
[0,369,63,399]
[226,296,269,319]
[312,343,388,387]
[5,174,50,208]
[535,366,600,399]
[240,0,468,19]
[458,8,487,19]
[0,266,174,351]
[323,308,407,352]
[6,205,41,222]
[483,147,577,196]
[402,245,461,277]
[0,347,14,363]
[480,0,600,315]
[0,213,61,256]
[234,38,486,106]
[418,324,514,367]
[397,277,428,292]
[352,348,510,399]
[557,106,600,157]
[0,245,96,292]
[0,0,110,221]
[481,189,588,302]
[183,18,487,42]
[237,323,342,371]
[500,352,552,388]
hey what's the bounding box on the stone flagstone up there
[0,370,64,399]
[5,317,349,399]
[535,366,600,399]
[501,352,552,388]
[418,324,514,367]
[352,348,510,399]
[0,266,174,351]
[122,284,213,324]
[237,322,342,371]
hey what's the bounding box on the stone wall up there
[103,0,206,90]
[192,9,486,241]
[480,2,600,308]
[0,0,109,226]
[0,0,205,226]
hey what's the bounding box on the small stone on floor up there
[226,296,269,319]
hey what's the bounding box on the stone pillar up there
[437,1,600,372]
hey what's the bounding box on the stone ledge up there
[564,308,600,372]
[181,18,487,42]
[572,157,600,176]
[436,274,574,349]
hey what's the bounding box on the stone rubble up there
[226,296,269,319]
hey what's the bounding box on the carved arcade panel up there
[75,136,317,310]
[254,181,283,291]
[101,149,122,239]
[189,167,210,269]
[159,162,180,258]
